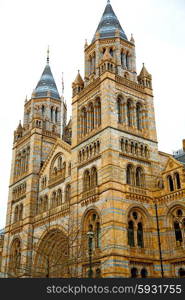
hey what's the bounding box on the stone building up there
[0,1,185,278]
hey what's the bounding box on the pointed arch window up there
[51,107,54,122]
[174,221,182,244]
[117,97,122,123]
[167,175,174,192]
[84,170,90,191]
[14,206,19,223]
[174,172,181,189]
[136,167,144,187]
[137,222,144,248]
[91,167,98,188]
[128,221,134,247]
[42,105,45,116]
[55,108,58,123]
[127,101,132,127]
[65,184,71,202]
[57,189,62,206]
[121,51,125,67]
[126,164,134,185]
[136,103,142,130]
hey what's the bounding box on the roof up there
[92,1,127,42]
[73,71,84,86]
[33,63,60,100]
[138,63,151,78]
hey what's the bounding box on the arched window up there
[167,175,174,192]
[126,164,134,185]
[127,101,132,127]
[19,204,23,220]
[174,173,181,189]
[131,267,138,278]
[83,211,101,251]
[135,143,138,155]
[89,103,94,131]
[141,268,148,278]
[126,53,130,69]
[121,51,125,67]
[144,146,148,158]
[55,108,58,123]
[131,142,134,154]
[174,221,182,244]
[65,184,71,202]
[51,191,57,208]
[57,189,62,206]
[137,222,144,248]
[50,107,54,122]
[91,167,98,188]
[128,221,134,247]
[125,140,128,152]
[84,170,90,191]
[109,48,113,57]
[83,108,87,135]
[136,103,142,130]
[43,195,48,211]
[94,98,101,127]
[42,105,45,116]
[58,157,62,170]
[178,268,185,278]
[136,167,144,187]
[117,97,122,123]
[14,206,19,223]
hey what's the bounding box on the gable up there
[162,157,183,174]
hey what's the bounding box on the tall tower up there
[1,52,66,277]
[71,0,159,277]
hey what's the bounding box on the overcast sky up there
[0,0,185,229]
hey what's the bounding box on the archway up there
[33,229,69,278]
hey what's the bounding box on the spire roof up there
[33,52,60,100]
[73,70,84,85]
[139,63,151,78]
[92,1,127,42]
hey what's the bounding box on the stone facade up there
[0,1,185,278]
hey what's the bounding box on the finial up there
[47,46,50,64]
[143,63,145,67]
[25,95,27,102]
[107,0,110,3]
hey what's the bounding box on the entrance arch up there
[33,228,68,277]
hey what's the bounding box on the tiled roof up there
[92,1,127,42]
[33,63,60,100]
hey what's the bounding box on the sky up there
[0,0,185,229]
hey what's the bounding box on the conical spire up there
[73,70,84,85]
[139,63,151,78]
[92,1,127,42]
[33,49,60,100]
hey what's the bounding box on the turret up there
[138,63,152,89]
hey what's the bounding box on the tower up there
[1,52,66,277]
[71,0,159,277]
